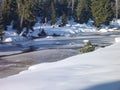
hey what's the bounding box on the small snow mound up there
[46,36,53,39]
[3,38,12,43]
[115,37,120,43]
[99,29,108,32]
[83,40,90,43]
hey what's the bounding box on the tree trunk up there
[71,0,74,15]
[20,14,24,30]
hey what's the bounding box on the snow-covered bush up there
[80,41,95,53]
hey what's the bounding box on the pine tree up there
[16,0,36,33]
[61,13,68,26]
[51,1,57,25]
[0,0,18,31]
[0,0,4,40]
[56,0,68,17]
[2,0,13,30]
[76,0,92,23]
[91,0,114,27]
[114,0,120,18]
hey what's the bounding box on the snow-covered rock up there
[115,37,120,43]
[99,29,108,32]
[4,31,18,37]
[3,38,12,43]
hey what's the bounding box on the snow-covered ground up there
[2,24,28,43]
[1,18,97,42]
[0,39,120,90]
[29,18,97,38]
[2,18,120,43]
[2,18,120,44]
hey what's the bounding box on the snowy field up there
[0,39,120,90]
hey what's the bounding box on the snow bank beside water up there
[3,18,120,43]
[32,21,97,37]
[2,21,97,43]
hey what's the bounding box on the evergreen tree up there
[2,0,13,30]
[16,0,36,33]
[115,0,120,18]
[0,0,117,35]
[56,0,69,17]
[76,0,92,23]
[0,0,4,40]
[91,0,114,27]
[61,13,68,26]
[51,0,57,25]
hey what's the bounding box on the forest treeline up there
[0,0,119,36]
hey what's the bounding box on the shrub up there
[80,41,95,53]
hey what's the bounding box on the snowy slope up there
[0,41,120,90]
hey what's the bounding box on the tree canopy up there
[91,0,114,27]
[0,0,118,36]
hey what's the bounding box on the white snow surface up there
[2,19,98,42]
[3,24,28,42]
[31,18,97,37]
[0,42,120,90]
[3,18,120,42]
[32,23,97,37]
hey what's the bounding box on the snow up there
[83,39,90,44]
[37,23,96,36]
[2,18,120,43]
[98,19,120,33]
[99,28,119,33]
[3,23,18,37]
[67,17,77,25]
[109,19,120,28]
[115,37,120,43]
[0,39,120,90]
[99,29,108,32]
[2,24,28,43]
[29,18,98,37]
[3,37,13,42]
